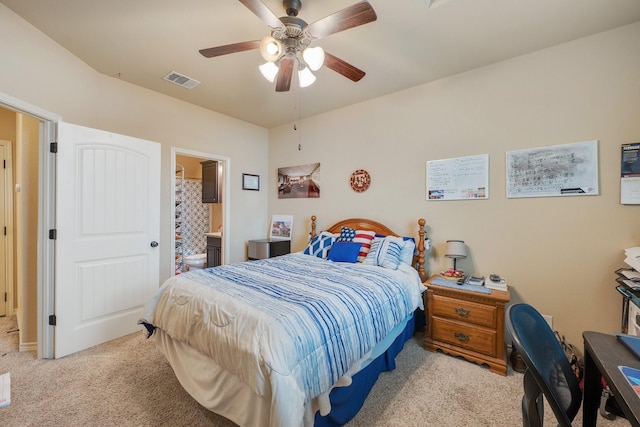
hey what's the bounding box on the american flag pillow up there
[337,226,376,262]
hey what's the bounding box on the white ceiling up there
[3,0,640,129]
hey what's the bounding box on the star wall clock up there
[350,169,371,193]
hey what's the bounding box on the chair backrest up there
[506,303,582,426]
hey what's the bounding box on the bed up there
[140,216,427,427]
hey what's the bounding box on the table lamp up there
[445,240,467,272]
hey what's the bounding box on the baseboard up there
[19,342,37,353]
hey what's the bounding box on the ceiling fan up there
[199,0,377,92]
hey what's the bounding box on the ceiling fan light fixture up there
[259,61,279,82]
[260,35,281,62]
[302,46,325,71]
[298,66,316,88]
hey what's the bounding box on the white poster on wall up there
[426,154,489,201]
[506,140,599,198]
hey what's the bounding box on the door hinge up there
[50,142,58,153]
[3,226,6,236]
[49,314,56,326]
[4,292,6,302]
[49,229,57,240]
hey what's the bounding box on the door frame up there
[0,91,60,359]
[171,147,231,270]
[1,139,14,317]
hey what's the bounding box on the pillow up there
[337,226,357,242]
[400,239,416,266]
[303,231,336,258]
[327,242,362,263]
[363,236,404,270]
[337,226,376,262]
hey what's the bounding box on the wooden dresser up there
[423,275,510,375]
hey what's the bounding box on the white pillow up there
[363,236,404,270]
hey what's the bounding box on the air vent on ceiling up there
[425,0,452,8]
[163,71,200,89]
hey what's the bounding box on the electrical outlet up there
[542,314,553,329]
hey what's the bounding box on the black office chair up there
[506,303,582,427]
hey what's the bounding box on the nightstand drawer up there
[431,294,497,328]
[432,318,496,356]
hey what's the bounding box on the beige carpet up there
[0,315,629,426]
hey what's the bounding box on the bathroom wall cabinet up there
[201,160,219,203]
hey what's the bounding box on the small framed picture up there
[270,215,293,240]
[242,173,260,191]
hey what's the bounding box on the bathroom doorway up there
[171,148,229,275]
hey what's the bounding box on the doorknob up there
[150,241,158,247]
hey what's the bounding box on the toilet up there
[183,253,207,271]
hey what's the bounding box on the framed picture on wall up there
[270,215,293,240]
[242,173,260,191]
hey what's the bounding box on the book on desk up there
[619,366,640,398]
[618,334,640,360]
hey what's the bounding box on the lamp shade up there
[260,36,281,62]
[259,62,279,82]
[445,240,467,259]
[302,46,325,71]
[298,66,316,88]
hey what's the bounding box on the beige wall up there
[269,22,640,349]
[2,2,639,353]
[15,113,39,345]
[0,5,269,343]
[0,4,269,270]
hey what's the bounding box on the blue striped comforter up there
[141,252,423,425]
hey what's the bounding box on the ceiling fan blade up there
[199,40,260,58]
[276,57,294,92]
[306,1,377,40]
[239,0,286,29]
[324,52,366,82]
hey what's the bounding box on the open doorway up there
[171,147,230,274]
[0,93,58,358]
[0,139,13,317]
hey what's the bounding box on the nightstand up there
[423,275,510,376]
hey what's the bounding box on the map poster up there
[506,140,599,198]
[426,154,489,201]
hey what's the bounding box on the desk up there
[582,331,640,426]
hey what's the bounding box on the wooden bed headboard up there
[310,215,427,282]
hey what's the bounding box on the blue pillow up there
[400,239,416,265]
[327,242,362,263]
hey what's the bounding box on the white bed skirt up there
[151,314,414,427]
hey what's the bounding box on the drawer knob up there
[455,307,470,317]
[454,332,470,343]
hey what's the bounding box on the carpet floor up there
[0,315,630,426]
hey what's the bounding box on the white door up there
[55,123,160,358]
[0,142,6,317]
